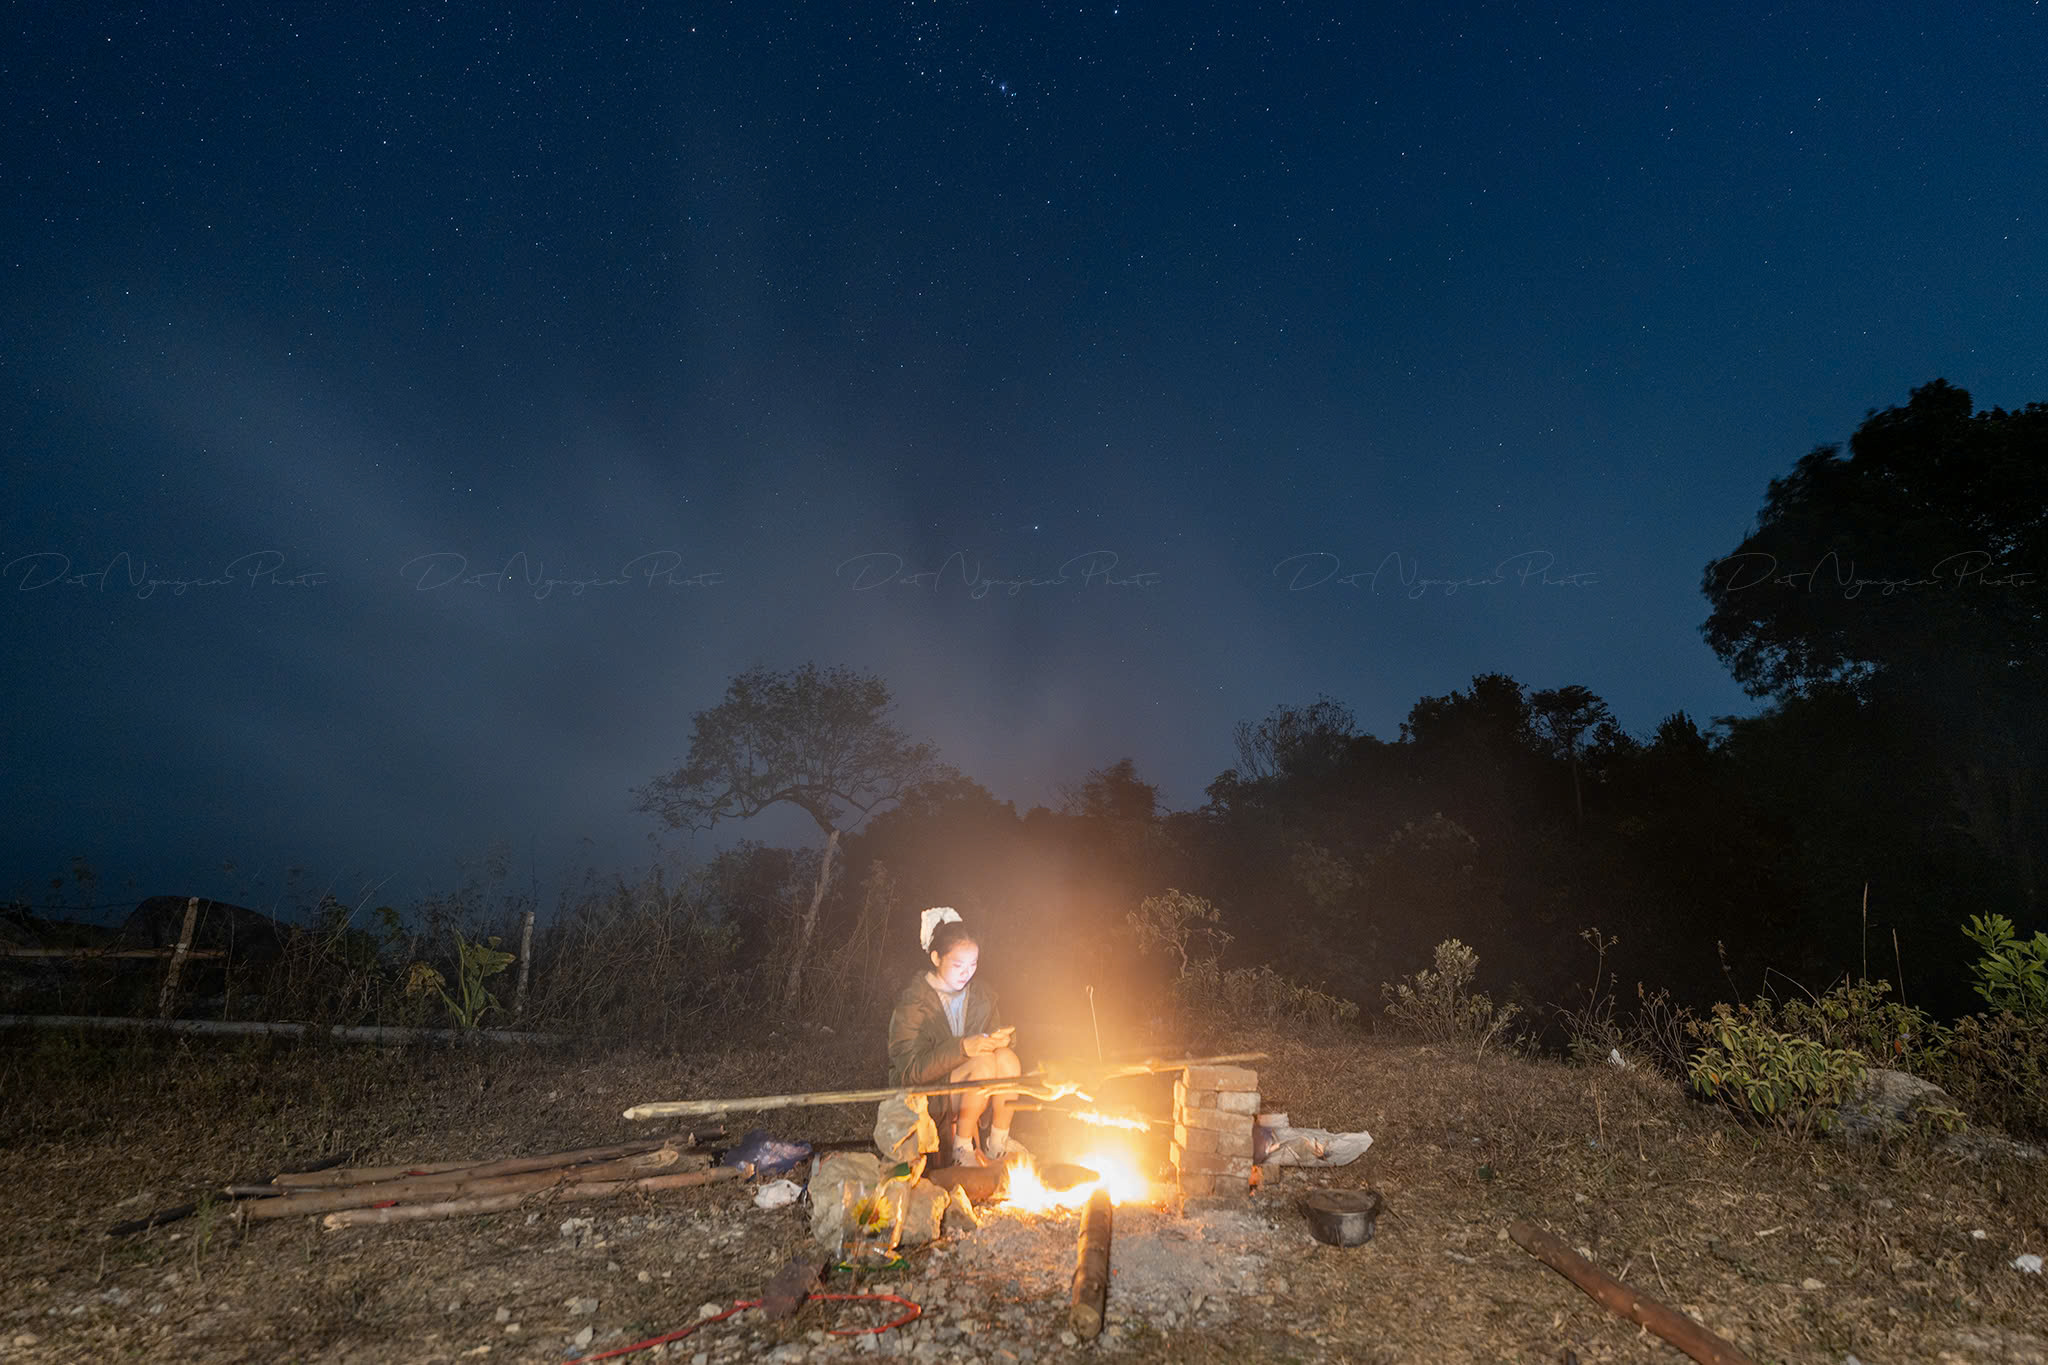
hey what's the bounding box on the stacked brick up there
[1171,1064,1259,1197]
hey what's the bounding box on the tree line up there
[633,381,2045,1038]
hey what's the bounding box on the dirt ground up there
[2,1024,2044,1364]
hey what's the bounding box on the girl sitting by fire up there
[886,907,1029,1167]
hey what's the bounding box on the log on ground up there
[241,1147,681,1220]
[1508,1220,1760,1365]
[320,1165,744,1229]
[1069,1189,1114,1340]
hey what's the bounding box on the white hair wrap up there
[919,906,964,951]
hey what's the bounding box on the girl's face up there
[929,942,979,992]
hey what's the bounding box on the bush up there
[1773,977,1940,1074]
[1382,939,1521,1056]
[1686,1001,1867,1135]
[1930,1011,2048,1141]
[1181,960,1359,1031]
[1962,914,2048,1021]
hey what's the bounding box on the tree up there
[1061,757,1161,823]
[1529,685,1617,829]
[1231,697,1357,783]
[1701,381,2047,905]
[635,663,953,1008]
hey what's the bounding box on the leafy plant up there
[1961,914,2048,1021]
[1773,977,1941,1074]
[1930,1010,2048,1140]
[1382,939,1521,1056]
[1182,960,1359,1029]
[1127,889,1234,976]
[1556,927,1626,1065]
[438,932,516,1029]
[1686,1002,1867,1135]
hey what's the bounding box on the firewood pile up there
[109,1130,739,1238]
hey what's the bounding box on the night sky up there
[6,4,2044,915]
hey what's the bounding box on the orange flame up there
[1002,1150,1153,1213]
[1067,1109,1151,1132]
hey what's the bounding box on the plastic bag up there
[839,1162,915,1267]
[721,1129,813,1178]
[753,1178,803,1210]
[1260,1125,1372,1167]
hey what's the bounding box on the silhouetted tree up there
[1701,380,2047,907]
[635,663,953,1008]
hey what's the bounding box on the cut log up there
[270,1135,694,1187]
[241,1147,680,1220]
[1069,1189,1114,1339]
[1508,1221,1761,1365]
[925,1164,1004,1204]
[319,1165,743,1228]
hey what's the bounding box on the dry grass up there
[1,1023,2044,1363]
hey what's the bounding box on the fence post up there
[158,896,199,1018]
[513,910,535,1018]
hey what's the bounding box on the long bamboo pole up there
[1508,1221,1760,1365]
[320,1166,744,1229]
[621,1053,1268,1121]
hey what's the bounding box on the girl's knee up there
[962,1053,1000,1078]
[993,1047,1020,1075]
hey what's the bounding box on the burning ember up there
[1002,1150,1153,1213]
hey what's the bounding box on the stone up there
[1180,1108,1256,1136]
[1834,1068,1961,1141]
[895,1179,950,1249]
[1179,1150,1253,1177]
[1183,1065,1259,1091]
[1213,1090,1261,1115]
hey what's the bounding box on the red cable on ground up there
[564,1292,924,1364]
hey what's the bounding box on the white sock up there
[952,1137,979,1166]
[986,1126,1012,1157]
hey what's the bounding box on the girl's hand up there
[987,1026,1016,1046]
[962,1032,1000,1056]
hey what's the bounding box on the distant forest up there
[620,380,2045,1039]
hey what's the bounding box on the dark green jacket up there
[887,971,1002,1087]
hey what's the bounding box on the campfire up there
[1000,1147,1152,1213]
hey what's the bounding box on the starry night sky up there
[5,3,2044,913]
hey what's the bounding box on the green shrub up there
[1774,977,1941,1074]
[1382,939,1521,1056]
[1182,960,1359,1029]
[1930,1010,2048,1141]
[1962,914,2048,1021]
[1686,1001,1867,1135]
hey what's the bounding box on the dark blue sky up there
[6,3,2044,915]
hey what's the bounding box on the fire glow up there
[1066,1109,1150,1132]
[1002,1151,1152,1213]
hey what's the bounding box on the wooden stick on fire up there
[1069,1188,1115,1339]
